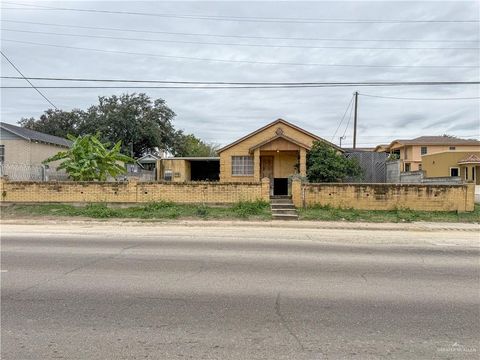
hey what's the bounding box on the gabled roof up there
[136,153,161,163]
[249,133,311,152]
[458,153,480,164]
[388,136,480,148]
[217,118,343,153]
[0,122,71,148]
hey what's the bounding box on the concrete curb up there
[1,217,478,232]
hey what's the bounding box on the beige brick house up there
[0,122,71,179]
[375,136,480,172]
[157,119,342,195]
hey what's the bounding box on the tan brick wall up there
[0,178,270,204]
[294,182,475,212]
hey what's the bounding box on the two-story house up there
[375,136,480,172]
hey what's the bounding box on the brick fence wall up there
[0,178,270,204]
[291,179,475,212]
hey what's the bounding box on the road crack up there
[275,292,305,352]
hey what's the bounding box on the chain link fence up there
[0,162,156,182]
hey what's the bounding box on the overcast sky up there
[1,0,479,147]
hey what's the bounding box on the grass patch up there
[298,204,480,223]
[1,200,272,221]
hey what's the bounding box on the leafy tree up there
[43,134,134,181]
[172,133,219,157]
[18,109,85,138]
[306,141,362,182]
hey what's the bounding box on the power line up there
[3,2,478,24]
[342,98,356,139]
[2,76,479,86]
[359,93,480,100]
[0,51,58,109]
[3,28,479,51]
[4,39,479,69]
[2,20,477,43]
[331,95,354,141]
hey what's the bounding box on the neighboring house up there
[0,122,71,166]
[422,151,480,185]
[157,118,342,195]
[375,136,480,172]
[136,153,161,171]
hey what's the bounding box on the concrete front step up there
[271,203,295,209]
[272,213,299,220]
[271,208,298,215]
[270,199,294,205]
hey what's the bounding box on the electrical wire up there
[0,51,58,109]
[359,93,480,100]
[2,76,479,86]
[3,2,478,24]
[3,28,478,51]
[3,39,478,68]
[2,20,477,43]
[331,95,354,141]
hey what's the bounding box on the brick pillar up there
[299,148,307,177]
[254,149,261,182]
[261,177,270,201]
[291,178,302,208]
[463,182,475,212]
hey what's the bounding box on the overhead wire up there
[2,28,478,51]
[3,39,478,68]
[3,2,479,23]
[0,51,58,109]
[2,20,477,43]
[331,95,355,141]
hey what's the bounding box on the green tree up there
[173,133,219,157]
[19,93,185,157]
[43,134,134,181]
[306,141,362,182]
[18,109,85,138]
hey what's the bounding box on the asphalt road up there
[1,222,479,359]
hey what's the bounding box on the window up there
[473,167,476,181]
[421,146,427,155]
[232,156,254,176]
[0,145,4,163]
[465,167,468,180]
[418,164,422,171]
[164,170,173,181]
[405,163,411,172]
[449,146,456,151]
[450,167,459,177]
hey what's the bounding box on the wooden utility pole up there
[353,91,358,149]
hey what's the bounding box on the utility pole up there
[353,91,358,149]
[339,135,346,147]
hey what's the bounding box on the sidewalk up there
[1,217,478,232]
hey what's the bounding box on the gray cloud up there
[1,1,479,148]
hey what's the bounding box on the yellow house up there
[375,136,480,172]
[157,119,342,195]
[422,151,480,185]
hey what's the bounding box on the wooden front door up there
[260,156,274,179]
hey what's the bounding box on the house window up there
[418,164,422,171]
[232,156,254,176]
[450,167,459,177]
[164,170,173,181]
[465,167,468,180]
[449,146,456,151]
[405,163,411,172]
[0,145,4,163]
[421,146,428,155]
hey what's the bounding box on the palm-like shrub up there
[43,134,134,181]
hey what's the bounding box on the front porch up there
[250,134,308,196]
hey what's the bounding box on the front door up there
[260,156,274,195]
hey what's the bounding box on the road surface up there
[1,222,479,359]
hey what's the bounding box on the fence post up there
[291,178,302,208]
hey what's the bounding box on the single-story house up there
[374,136,480,172]
[157,118,342,195]
[422,150,480,185]
[0,122,71,166]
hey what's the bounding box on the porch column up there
[299,148,307,177]
[253,149,261,182]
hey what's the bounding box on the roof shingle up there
[0,122,71,148]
